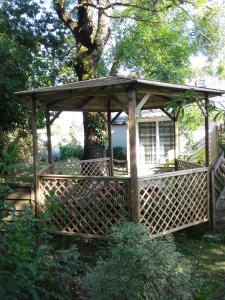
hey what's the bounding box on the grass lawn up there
[175,229,225,300]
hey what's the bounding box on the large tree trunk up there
[54,0,109,160]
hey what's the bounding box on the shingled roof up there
[14,76,225,112]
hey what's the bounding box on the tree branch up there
[53,0,78,35]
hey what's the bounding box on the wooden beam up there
[107,99,113,176]
[50,111,62,125]
[31,96,39,217]
[78,96,95,110]
[205,93,210,167]
[136,93,152,113]
[128,87,139,223]
[111,111,122,124]
[195,96,207,117]
[45,108,53,165]
[111,95,128,115]
[175,107,181,121]
[160,108,176,121]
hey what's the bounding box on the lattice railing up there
[138,168,209,236]
[38,175,130,237]
[53,158,111,176]
[176,159,202,171]
[39,158,128,176]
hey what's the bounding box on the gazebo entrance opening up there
[15,76,224,238]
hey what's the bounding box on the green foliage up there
[87,113,108,148]
[0,208,80,300]
[113,146,126,160]
[0,143,20,178]
[0,184,12,219]
[82,222,194,300]
[59,143,84,160]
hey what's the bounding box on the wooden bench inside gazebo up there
[15,76,224,238]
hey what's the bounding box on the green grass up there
[175,229,225,300]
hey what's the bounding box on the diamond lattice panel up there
[139,169,208,236]
[39,177,130,235]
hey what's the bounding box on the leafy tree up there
[52,0,225,159]
[0,0,70,150]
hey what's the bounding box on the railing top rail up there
[37,174,130,181]
[138,167,208,181]
[38,164,53,175]
[54,157,110,164]
[176,159,202,168]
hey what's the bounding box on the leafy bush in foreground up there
[0,209,80,299]
[82,222,194,300]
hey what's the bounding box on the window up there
[139,120,174,165]
[139,122,156,164]
[159,121,174,161]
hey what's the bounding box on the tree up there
[53,0,225,159]
[0,0,71,150]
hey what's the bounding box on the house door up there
[139,122,157,165]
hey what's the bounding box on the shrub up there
[0,208,80,299]
[113,146,126,160]
[59,143,84,160]
[82,222,194,300]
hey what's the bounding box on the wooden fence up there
[1,183,33,222]
[138,167,209,236]
[38,175,130,238]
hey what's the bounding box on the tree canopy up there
[0,0,224,154]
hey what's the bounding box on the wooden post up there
[128,87,139,222]
[107,100,113,176]
[45,107,53,165]
[174,121,179,170]
[205,93,210,167]
[31,96,39,217]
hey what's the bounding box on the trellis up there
[39,158,128,177]
[176,159,202,171]
[138,168,209,236]
[38,175,130,237]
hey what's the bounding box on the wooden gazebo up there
[15,76,224,238]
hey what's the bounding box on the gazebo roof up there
[14,76,225,112]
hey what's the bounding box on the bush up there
[59,143,84,160]
[113,146,126,160]
[0,208,80,299]
[82,222,195,300]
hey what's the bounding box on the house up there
[112,110,176,173]
[112,109,220,171]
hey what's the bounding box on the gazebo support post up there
[174,121,179,170]
[128,87,140,222]
[174,109,180,171]
[31,96,39,217]
[107,100,113,176]
[45,107,53,165]
[205,93,210,167]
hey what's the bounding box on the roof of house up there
[14,76,225,112]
